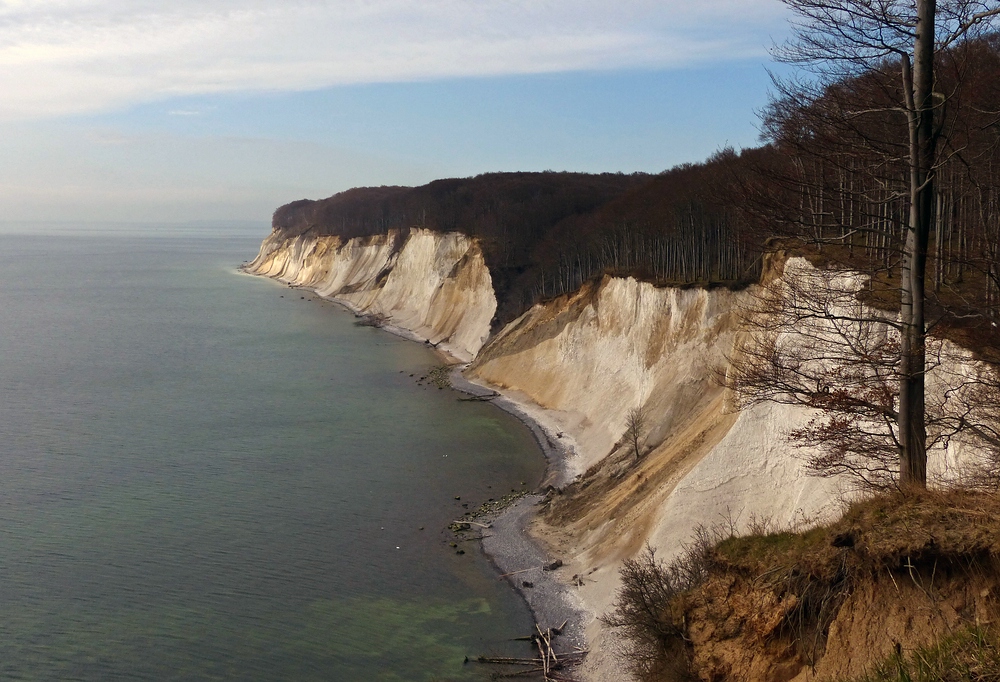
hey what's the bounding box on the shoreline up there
[241,266,591,661]
[448,367,589,655]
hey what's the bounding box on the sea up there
[0,223,545,681]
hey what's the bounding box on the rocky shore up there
[448,368,590,660]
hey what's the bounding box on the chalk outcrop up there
[247,228,496,362]
[463,270,845,681]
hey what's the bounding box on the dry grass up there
[714,489,1000,580]
[850,626,1000,682]
[609,489,1000,681]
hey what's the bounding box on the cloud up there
[0,0,788,120]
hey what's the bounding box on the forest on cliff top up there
[272,36,1000,340]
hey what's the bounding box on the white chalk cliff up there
[247,228,496,362]
[248,229,983,681]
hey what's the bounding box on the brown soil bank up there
[611,490,1000,681]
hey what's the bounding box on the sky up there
[0,0,793,223]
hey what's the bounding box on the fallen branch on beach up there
[475,656,539,665]
[491,668,545,678]
[498,565,542,578]
[473,620,585,682]
[498,559,563,579]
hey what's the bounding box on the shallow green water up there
[0,226,544,680]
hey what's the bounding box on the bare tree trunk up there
[898,0,935,488]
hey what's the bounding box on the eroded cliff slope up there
[462,266,846,681]
[248,230,845,677]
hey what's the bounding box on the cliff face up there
[467,267,844,545]
[249,229,841,544]
[469,277,741,473]
[248,229,992,681]
[247,228,496,362]
[462,269,847,681]
[247,231,846,675]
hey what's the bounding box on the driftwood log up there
[473,620,585,681]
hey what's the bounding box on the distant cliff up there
[267,168,762,330]
[247,228,495,362]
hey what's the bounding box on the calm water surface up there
[0,225,544,680]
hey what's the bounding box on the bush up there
[603,533,714,681]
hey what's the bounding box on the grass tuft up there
[850,626,1000,682]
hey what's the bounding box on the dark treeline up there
[275,172,647,324]
[528,155,762,304]
[272,167,763,326]
[745,34,1000,328]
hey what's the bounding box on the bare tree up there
[724,257,1000,490]
[766,0,1000,488]
[726,262,919,488]
[929,353,1000,488]
[625,406,648,462]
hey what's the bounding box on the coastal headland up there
[246,171,1000,680]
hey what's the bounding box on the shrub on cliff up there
[603,533,715,681]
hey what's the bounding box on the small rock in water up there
[543,559,563,571]
[456,549,465,555]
